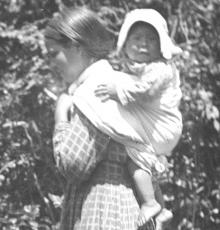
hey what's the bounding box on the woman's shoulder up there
[88,59,113,74]
[78,59,115,85]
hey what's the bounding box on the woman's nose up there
[55,51,66,63]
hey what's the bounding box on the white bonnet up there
[117,9,182,59]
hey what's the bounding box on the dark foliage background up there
[0,0,220,229]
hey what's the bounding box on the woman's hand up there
[55,93,74,124]
[94,82,118,102]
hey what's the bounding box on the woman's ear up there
[78,46,85,56]
[77,45,93,62]
[74,44,84,56]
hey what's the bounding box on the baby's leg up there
[127,158,161,227]
[154,181,173,230]
[154,181,165,208]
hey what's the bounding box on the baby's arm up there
[116,67,172,105]
[94,82,118,102]
[94,74,150,103]
[94,64,172,105]
[94,77,153,104]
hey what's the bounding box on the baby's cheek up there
[130,44,139,52]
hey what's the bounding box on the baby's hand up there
[94,83,118,102]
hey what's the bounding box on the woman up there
[45,7,155,230]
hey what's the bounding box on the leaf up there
[48,193,63,208]
[213,119,220,132]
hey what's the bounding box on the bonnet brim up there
[117,9,182,60]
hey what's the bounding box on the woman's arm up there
[55,93,74,124]
[53,95,110,180]
[53,94,75,177]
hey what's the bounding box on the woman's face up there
[46,40,91,84]
[124,23,161,63]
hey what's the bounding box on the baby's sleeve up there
[116,63,173,106]
[116,78,151,105]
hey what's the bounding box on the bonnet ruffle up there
[117,9,182,59]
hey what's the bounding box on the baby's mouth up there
[138,48,149,54]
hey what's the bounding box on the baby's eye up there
[131,35,141,41]
[148,37,155,41]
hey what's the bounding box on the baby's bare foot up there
[137,201,161,227]
[155,209,173,230]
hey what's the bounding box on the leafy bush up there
[0,0,219,229]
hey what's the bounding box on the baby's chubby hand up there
[55,93,74,123]
[94,82,118,102]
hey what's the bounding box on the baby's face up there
[124,23,161,63]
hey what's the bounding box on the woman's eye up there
[48,49,59,58]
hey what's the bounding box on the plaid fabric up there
[53,107,110,182]
[58,140,155,230]
[53,108,155,230]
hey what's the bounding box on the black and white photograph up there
[0,0,220,229]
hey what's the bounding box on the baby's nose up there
[139,41,149,50]
[140,41,149,50]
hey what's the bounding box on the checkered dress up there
[53,108,110,182]
[53,108,155,230]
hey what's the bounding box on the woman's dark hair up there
[45,7,114,59]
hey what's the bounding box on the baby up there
[72,9,182,229]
